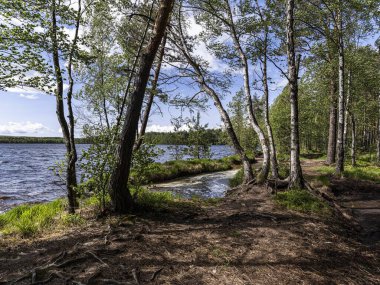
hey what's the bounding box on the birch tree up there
[286,0,304,188]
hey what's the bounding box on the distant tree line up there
[144,129,229,145]
[0,136,91,144]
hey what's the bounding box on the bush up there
[275,189,330,215]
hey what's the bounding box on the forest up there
[0,0,379,284]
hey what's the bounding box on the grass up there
[131,155,255,185]
[275,189,331,215]
[229,168,244,187]
[316,163,380,183]
[0,199,66,237]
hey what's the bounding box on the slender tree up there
[335,1,345,175]
[286,0,304,188]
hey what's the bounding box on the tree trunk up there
[134,34,167,152]
[51,0,79,214]
[286,0,304,189]
[377,93,380,164]
[351,114,356,166]
[335,4,345,176]
[203,84,254,183]
[108,0,174,213]
[262,35,279,179]
[343,70,351,147]
[225,0,270,183]
[326,77,338,165]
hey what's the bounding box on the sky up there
[0,4,377,137]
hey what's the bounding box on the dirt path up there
[1,183,379,284]
[302,159,380,246]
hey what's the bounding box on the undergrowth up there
[316,163,380,183]
[275,189,331,215]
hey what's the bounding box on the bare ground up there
[0,162,379,285]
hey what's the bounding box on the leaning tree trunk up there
[225,0,270,183]
[108,0,174,213]
[326,77,338,165]
[51,0,79,214]
[175,13,254,183]
[286,0,304,189]
[351,113,356,166]
[134,34,167,152]
[335,4,345,176]
[203,84,254,183]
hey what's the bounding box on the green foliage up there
[130,143,162,196]
[229,168,244,187]
[131,187,178,210]
[228,89,259,153]
[275,190,330,215]
[0,199,65,237]
[79,128,117,212]
[186,111,212,159]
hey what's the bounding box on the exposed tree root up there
[150,267,164,281]
[7,248,111,284]
[131,268,141,285]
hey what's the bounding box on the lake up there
[0,144,235,212]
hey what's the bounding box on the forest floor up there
[0,159,379,284]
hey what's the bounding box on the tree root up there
[131,268,141,285]
[86,250,108,267]
[7,249,111,284]
[150,267,164,281]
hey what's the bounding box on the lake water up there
[0,144,235,212]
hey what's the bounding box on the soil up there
[0,160,379,285]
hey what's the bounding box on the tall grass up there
[0,199,65,237]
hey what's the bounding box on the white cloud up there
[7,86,40,94]
[0,122,49,135]
[146,124,174,133]
[188,16,203,37]
[19,93,39,100]
[146,124,189,133]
